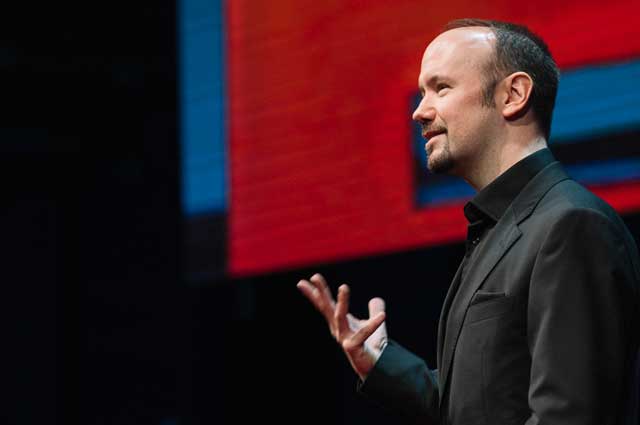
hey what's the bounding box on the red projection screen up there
[226,0,640,276]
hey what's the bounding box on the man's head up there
[413,19,559,181]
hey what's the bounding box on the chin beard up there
[427,145,454,174]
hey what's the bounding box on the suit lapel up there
[438,209,522,408]
[437,260,464,382]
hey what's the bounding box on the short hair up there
[444,19,560,140]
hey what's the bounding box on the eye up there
[436,83,450,94]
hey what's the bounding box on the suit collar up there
[468,148,557,223]
[510,161,570,223]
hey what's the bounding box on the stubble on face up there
[422,122,454,174]
[426,137,454,174]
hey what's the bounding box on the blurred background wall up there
[5,0,640,424]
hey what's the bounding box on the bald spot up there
[419,27,496,89]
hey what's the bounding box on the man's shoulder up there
[529,178,639,259]
[534,178,620,223]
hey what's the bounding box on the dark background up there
[4,3,640,424]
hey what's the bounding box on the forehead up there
[419,27,495,82]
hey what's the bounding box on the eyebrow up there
[419,74,450,93]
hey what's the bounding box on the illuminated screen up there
[180,0,640,278]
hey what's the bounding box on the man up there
[297,19,640,425]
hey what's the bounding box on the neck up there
[464,135,547,191]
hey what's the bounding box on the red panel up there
[591,181,640,215]
[227,0,640,276]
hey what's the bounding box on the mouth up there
[423,130,446,153]
[422,130,446,140]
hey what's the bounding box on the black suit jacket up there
[360,160,640,424]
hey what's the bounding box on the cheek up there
[445,111,481,152]
[439,92,471,124]
[451,96,486,131]
[437,89,484,135]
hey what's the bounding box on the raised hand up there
[297,273,388,380]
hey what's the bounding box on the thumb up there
[368,297,386,317]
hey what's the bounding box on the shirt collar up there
[464,148,557,224]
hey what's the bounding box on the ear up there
[499,72,533,120]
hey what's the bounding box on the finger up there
[368,315,388,351]
[309,273,339,319]
[309,273,335,307]
[343,311,386,351]
[367,298,387,346]
[296,280,319,306]
[334,285,351,339]
[368,297,386,317]
[296,280,335,324]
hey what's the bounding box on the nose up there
[412,96,436,123]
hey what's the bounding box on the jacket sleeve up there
[358,340,440,424]
[524,208,639,425]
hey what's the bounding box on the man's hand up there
[297,273,388,380]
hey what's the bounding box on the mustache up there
[421,123,447,135]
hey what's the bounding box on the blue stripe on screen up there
[417,158,640,205]
[180,0,227,215]
[550,59,640,143]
